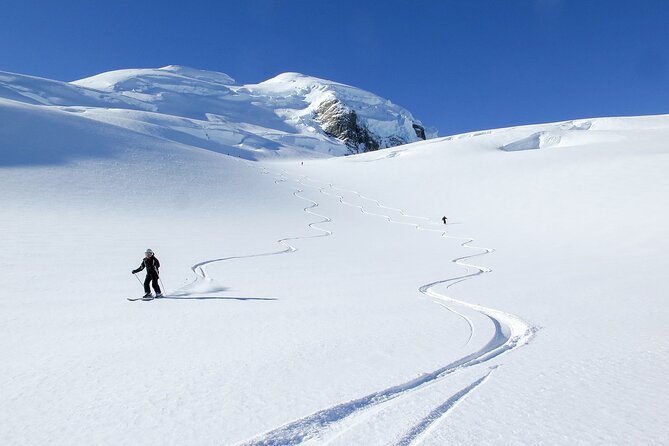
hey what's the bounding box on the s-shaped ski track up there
[239,170,537,446]
[172,167,331,298]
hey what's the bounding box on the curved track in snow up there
[173,167,331,297]
[239,172,537,446]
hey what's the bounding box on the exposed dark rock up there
[315,98,425,154]
[315,99,375,154]
[413,123,426,140]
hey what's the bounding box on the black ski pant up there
[144,273,161,294]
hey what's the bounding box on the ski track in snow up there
[155,159,535,445]
[238,170,537,446]
[172,165,332,297]
[394,369,495,446]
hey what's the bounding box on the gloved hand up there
[132,269,138,274]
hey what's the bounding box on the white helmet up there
[145,248,154,255]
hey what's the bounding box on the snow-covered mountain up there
[1,65,668,445]
[0,65,432,159]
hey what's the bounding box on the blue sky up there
[1,0,667,135]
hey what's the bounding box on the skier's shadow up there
[159,295,278,302]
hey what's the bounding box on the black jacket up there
[134,256,160,277]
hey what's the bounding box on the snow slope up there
[273,116,669,444]
[1,69,668,445]
[0,66,430,160]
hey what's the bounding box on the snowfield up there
[1,68,668,445]
[0,65,430,160]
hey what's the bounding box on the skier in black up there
[442,216,448,225]
[132,249,162,298]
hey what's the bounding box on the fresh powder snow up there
[0,67,667,445]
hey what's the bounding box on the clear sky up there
[1,0,667,135]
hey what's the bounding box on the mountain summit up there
[0,66,434,159]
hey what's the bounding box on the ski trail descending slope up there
[330,180,536,370]
[395,369,495,446]
[239,172,536,446]
[349,187,535,364]
[325,182,533,361]
[173,169,331,297]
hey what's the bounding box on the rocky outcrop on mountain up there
[1,66,435,159]
[316,99,378,153]
[253,72,434,156]
[315,98,428,154]
[413,123,426,140]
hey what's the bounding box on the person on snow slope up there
[132,249,162,298]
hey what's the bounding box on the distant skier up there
[132,249,162,298]
[442,216,448,225]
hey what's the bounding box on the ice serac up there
[248,72,434,154]
[73,65,236,92]
[72,65,238,119]
[73,67,435,156]
[1,66,434,159]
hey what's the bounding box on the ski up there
[127,295,164,301]
[130,250,162,302]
